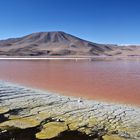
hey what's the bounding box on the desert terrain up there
[0,31,140,57]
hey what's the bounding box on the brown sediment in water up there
[0,60,140,105]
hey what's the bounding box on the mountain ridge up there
[0,31,140,57]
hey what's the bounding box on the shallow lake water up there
[0,60,140,105]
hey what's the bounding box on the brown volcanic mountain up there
[0,31,140,57]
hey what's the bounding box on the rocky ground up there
[0,81,140,140]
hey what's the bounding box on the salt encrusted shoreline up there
[0,81,140,140]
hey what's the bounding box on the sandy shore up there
[0,55,140,60]
[0,81,140,140]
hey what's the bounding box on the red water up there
[0,60,140,105]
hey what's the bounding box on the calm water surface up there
[0,60,140,105]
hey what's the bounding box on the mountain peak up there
[0,31,139,57]
[21,31,79,44]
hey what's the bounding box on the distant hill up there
[0,31,140,57]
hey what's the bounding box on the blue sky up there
[0,0,140,44]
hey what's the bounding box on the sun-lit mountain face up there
[0,31,140,57]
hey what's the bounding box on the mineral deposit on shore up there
[0,81,140,140]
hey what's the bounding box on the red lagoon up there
[0,60,140,105]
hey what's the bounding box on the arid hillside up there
[0,31,140,57]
